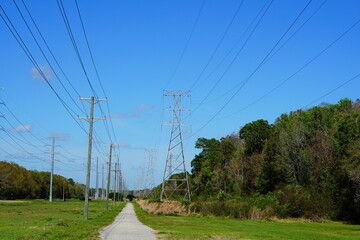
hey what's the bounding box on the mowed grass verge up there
[0,200,125,240]
[134,203,360,240]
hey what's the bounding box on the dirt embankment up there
[136,199,187,215]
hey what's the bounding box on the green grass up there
[134,203,360,240]
[0,200,125,240]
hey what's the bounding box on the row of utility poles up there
[78,97,126,219]
[1,89,127,219]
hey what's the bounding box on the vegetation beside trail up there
[0,161,85,200]
[0,199,125,240]
[134,203,360,240]
[179,98,360,223]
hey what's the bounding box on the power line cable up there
[20,0,88,114]
[0,96,48,145]
[56,0,97,97]
[74,0,117,144]
[191,0,272,93]
[12,0,88,116]
[165,0,206,87]
[218,18,360,120]
[0,131,47,162]
[191,0,274,115]
[303,73,360,109]
[57,0,115,146]
[0,5,88,135]
[189,0,313,137]
[189,0,245,90]
[201,0,328,104]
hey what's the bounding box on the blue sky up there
[0,0,359,190]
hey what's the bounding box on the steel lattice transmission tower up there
[144,149,156,197]
[161,89,191,201]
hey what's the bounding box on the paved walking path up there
[99,203,157,240]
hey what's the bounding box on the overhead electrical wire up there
[57,0,116,155]
[201,0,328,104]
[0,131,47,163]
[217,18,360,120]
[12,0,88,116]
[191,0,274,115]
[189,0,245,90]
[56,0,97,96]
[20,0,88,114]
[191,0,272,93]
[165,0,206,87]
[0,96,48,145]
[0,5,88,136]
[303,73,360,109]
[0,145,45,164]
[1,94,88,167]
[189,0,314,138]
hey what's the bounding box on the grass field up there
[134,203,360,240]
[0,199,125,240]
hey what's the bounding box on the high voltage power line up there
[165,0,206,87]
[302,73,360,109]
[197,0,328,105]
[189,0,245,90]
[216,17,360,121]
[0,5,89,135]
[188,0,314,138]
[190,0,275,116]
[0,5,109,169]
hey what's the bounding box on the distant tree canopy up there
[190,98,360,222]
[0,161,84,200]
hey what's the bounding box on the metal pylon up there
[161,89,191,201]
[144,149,156,197]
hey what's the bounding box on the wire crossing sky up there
[0,0,359,188]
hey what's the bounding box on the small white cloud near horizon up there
[109,113,126,119]
[137,104,155,111]
[11,124,32,133]
[30,65,53,81]
[131,112,141,118]
[134,145,145,150]
[51,133,70,140]
[131,103,155,118]
[116,142,131,148]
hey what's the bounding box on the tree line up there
[0,161,84,200]
[189,98,360,222]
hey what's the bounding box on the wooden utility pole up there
[95,157,99,200]
[102,163,105,199]
[113,162,117,207]
[49,136,55,202]
[78,97,107,220]
[105,144,113,210]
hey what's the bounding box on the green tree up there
[239,119,272,155]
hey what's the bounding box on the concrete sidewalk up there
[99,203,157,240]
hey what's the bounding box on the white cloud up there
[51,133,70,140]
[113,104,155,119]
[137,104,154,111]
[30,65,53,81]
[11,124,32,133]
[131,112,141,118]
[109,113,126,119]
[116,142,131,148]
[134,145,145,150]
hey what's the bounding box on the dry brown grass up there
[136,199,187,215]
